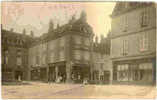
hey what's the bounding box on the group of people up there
[47,73,89,84]
[47,74,66,84]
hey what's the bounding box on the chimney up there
[22,28,26,35]
[10,28,14,32]
[30,30,34,37]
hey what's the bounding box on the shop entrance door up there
[15,71,23,81]
[72,66,90,83]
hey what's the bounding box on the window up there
[16,50,22,66]
[122,39,129,55]
[17,56,22,66]
[74,50,81,60]
[36,55,39,65]
[139,33,148,52]
[75,36,82,45]
[84,51,90,61]
[123,16,128,32]
[59,51,65,61]
[5,56,8,65]
[4,51,9,64]
[50,52,55,63]
[42,55,46,64]
[140,8,149,27]
[60,38,65,47]
[84,38,90,46]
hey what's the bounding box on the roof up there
[111,2,154,17]
[1,29,36,48]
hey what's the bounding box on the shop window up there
[139,63,153,81]
[117,64,129,81]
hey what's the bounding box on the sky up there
[1,2,116,38]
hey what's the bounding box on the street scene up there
[1,1,156,99]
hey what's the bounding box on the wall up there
[111,5,156,59]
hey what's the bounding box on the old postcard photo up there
[1,1,156,99]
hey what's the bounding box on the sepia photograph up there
[1,1,156,99]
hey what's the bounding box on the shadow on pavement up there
[2,81,32,86]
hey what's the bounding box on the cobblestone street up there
[2,81,156,99]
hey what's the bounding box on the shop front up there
[71,64,90,83]
[113,58,155,84]
[30,67,40,81]
[40,67,47,81]
[2,66,14,82]
[48,61,66,83]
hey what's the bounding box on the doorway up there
[15,71,23,81]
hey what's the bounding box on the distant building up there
[110,2,156,84]
[1,28,34,81]
[91,33,112,84]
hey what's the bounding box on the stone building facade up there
[1,28,34,81]
[110,2,156,84]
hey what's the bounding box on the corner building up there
[28,12,94,83]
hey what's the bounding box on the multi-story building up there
[91,34,112,84]
[1,27,34,82]
[28,11,94,83]
[110,2,156,84]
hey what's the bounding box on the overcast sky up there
[2,2,116,38]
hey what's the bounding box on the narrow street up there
[2,81,156,99]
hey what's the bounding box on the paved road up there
[2,81,156,99]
